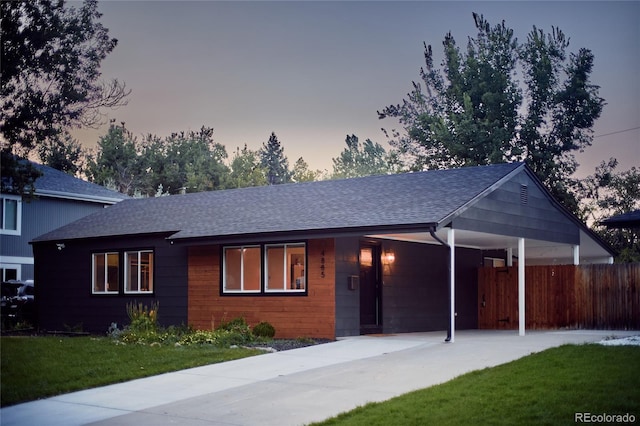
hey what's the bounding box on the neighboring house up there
[599,209,640,229]
[1,162,128,281]
[31,163,614,340]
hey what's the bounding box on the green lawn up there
[3,337,639,426]
[0,336,262,407]
[313,344,640,426]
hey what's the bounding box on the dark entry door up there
[360,243,382,334]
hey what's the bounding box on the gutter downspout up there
[429,226,452,342]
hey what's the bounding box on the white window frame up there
[0,195,22,236]
[124,250,154,294]
[92,252,120,294]
[265,243,306,293]
[1,263,21,281]
[222,245,262,294]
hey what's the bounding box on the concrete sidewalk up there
[1,330,637,426]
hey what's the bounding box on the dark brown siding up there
[188,239,336,339]
[478,264,640,330]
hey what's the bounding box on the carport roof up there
[33,162,524,242]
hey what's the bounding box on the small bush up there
[126,301,159,332]
[215,316,253,344]
[253,322,276,338]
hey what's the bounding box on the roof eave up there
[35,189,126,204]
[166,223,440,245]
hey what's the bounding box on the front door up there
[359,243,382,334]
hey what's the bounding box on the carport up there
[367,178,613,341]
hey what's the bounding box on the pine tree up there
[259,132,291,185]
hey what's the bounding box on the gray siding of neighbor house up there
[34,235,188,333]
[452,169,579,245]
[380,240,481,333]
[2,196,110,280]
[335,237,361,337]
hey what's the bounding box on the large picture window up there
[265,244,305,292]
[223,246,261,292]
[92,253,119,294]
[125,250,154,293]
[222,243,306,294]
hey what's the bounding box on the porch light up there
[382,250,395,265]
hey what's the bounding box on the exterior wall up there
[452,169,579,245]
[380,240,481,333]
[1,195,111,280]
[334,237,360,337]
[188,239,336,339]
[33,235,187,333]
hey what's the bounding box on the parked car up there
[1,280,35,327]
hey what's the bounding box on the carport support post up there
[448,228,455,343]
[518,238,525,336]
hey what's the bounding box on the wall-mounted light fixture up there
[56,243,65,251]
[381,250,395,265]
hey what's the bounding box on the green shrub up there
[253,321,276,338]
[126,301,159,332]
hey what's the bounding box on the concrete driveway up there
[1,329,637,426]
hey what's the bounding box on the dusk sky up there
[75,1,639,177]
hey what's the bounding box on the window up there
[1,265,19,281]
[223,246,261,293]
[92,253,119,294]
[265,244,306,292]
[125,251,154,293]
[222,243,306,294]
[1,195,21,235]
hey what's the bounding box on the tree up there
[331,134,395,179]
[260,132,290,185]
[37,132,85,176]
[1,0,129,150]
[137,127,228,196]
[579,159,640,262]
[378,13,604,213]
[291,157,321,183]
[1,0,129,193]
[224,145,267,189]
[86,122,141,195]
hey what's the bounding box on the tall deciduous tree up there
[1,0,129,148]
[379,13,604,213]
[1,0,129,191]
[331,134,395,179]
[224,145,267,189]
[37,132,85,176]
[260,132,290,185]
[138,127,228,196]
[579,159,640,262]
[86,122,141,195]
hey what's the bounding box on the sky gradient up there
[75,0,640,177]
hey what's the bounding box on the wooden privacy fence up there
[478,263,640,330]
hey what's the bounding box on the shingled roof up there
[30,162,129,204]
[32,162,523,243]
[599,209,640,229]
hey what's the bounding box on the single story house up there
[31,163,614,340]
[1,161,128,281]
